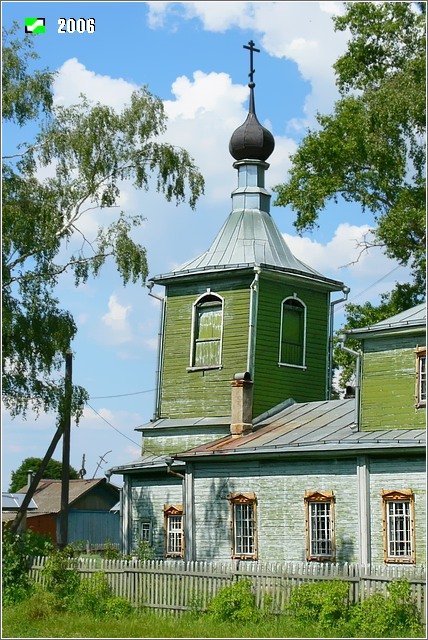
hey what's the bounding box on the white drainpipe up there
[327,286,350,399]
[246,267,260,375]
[338,335,361,430]
[147,282,165,421]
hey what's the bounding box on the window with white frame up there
[228,492,257,559]
[382,490,415,563]
[190,293,223,369]
[139,521,152,544]
[304,491,335,561]
[164,504,183,558]
[415,348,426,407]
[279,297,306,367]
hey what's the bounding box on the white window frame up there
[278,295,307,369]
[382,490,415,564]
[138,520,152,544]
[304,491,335,561]
[164,504,184,558]
[188,290,224,371]
[228,492,258,560]
[415,347,426,407]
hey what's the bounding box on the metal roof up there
[2,492,37,510]
[109,452,184,475]
[13,478,120,515]
[136,416,231,432]
[347,303,426,337]
[173,399,426,460]
[152,209,343,290]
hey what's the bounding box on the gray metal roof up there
[174,399,425,460]
[136,416,231,432]
[108,452,184,475]
[347,303,426,338]
[152,209,343,290]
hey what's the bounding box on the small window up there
[304,491,335,561]
[279,297,306,367]
[228,492,257,560]
[190,293,223,369]
[139,521,152,544]
[415,348,426,407]
[164,504,183,558]
[382,490,415,564]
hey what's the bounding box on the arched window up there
[190,293,223,368]
[279,297,306,367]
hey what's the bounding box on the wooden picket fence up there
[29,557,426,618]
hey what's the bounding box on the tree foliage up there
[2,24,205,419]
[274,2,426,294]
[9,456,79,492]
[273,2,426,389]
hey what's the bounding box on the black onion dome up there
[229,84,275,161]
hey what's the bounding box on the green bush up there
[102,540,121,560]
[41,550,80,607]
[2,528,53,605]
[207,579,259,622]
[134,539,155,561]
[287,579,351,633]
[24,584,59,620]
[105,595,134,619]
[73,571,112,616]
[350,579,424,638]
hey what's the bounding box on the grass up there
[2,602,424,639]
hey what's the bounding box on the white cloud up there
[101,294,132,344]
[283,223,411,301]
[147,2,350,122]
[53,58,138,109]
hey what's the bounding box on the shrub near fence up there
[29,558,426,618]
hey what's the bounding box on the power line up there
[336,264,404,309]
[89,388,155,400]
[86,402,141,447]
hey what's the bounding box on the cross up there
[243,40,260,85]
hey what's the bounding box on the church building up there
[109,44,425,567]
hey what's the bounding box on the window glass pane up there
[387,501,411,557]
[234,503,255,556]
[419,355,426,402]
[166,514,183,555]
[309,502,332,557]
[193,297,222,367]
[281,300,304,365]
[140,522,151,543]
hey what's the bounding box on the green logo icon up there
[25,18,46,34]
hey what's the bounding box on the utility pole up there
[58,348,73,549]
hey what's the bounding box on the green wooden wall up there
[253,275,330,417]
[360,336,426,430]
[160,276,251,418]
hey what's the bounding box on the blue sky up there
[2,1,412,489]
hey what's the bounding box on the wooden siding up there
[368,457,426,565]
[131,475,182,557]
[361,337,426,430]
[68,511,120,545]
[160,278,251,418]
[253,276,329,416]
[73,485,119,511]
[143,428,229,457]
[192,459,359,563]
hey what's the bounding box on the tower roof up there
[229,86,275,162]
[152,207,343,289]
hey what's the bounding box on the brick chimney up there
[230,372,253,436]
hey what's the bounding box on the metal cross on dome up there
[243,40,260,85]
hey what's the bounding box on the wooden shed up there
[15,478,121,546]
